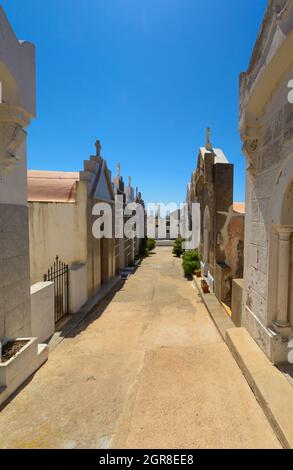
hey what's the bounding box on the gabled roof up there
[28,170,79,203]
[91,160,115,203]
[199,147,229,164]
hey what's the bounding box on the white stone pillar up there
[275,228,292,327]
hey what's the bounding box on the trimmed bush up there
[139,237,155,258]
[147,238,156,252]
[182,250,200,278]
[172,238,183,257]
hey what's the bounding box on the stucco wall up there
[30,281,54,343]
[29,181,88,284]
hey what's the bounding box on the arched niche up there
[269,154,293,329]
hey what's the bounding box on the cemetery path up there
[0,247,281,449]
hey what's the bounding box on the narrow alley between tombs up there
[0,247,281,449]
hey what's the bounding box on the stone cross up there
[95,140,101,157]
[128,176,132,187]
[117,162,121,178]
[206,127,212,150]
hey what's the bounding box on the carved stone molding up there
[242,138,259,177]
[0,104,29,175]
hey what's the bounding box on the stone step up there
[226,327,293,449]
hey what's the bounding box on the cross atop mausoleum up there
[206,127,213,151]
[95,140,101,157]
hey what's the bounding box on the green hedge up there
[182,250,200,278]
[139,237,156,258]
[172,238,183,257]
[147,238,156,252]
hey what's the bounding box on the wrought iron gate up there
[44,256,69,323]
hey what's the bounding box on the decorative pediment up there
[93,162,114,203]
[80,142,114,203]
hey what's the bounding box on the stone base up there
[231,279,244,327]
[226,327,293,449]
[215,262,231,303]
[244,306,293,364]
[0,337,48,408]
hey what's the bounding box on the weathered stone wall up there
[243,65,293,328]
[0,202,31,339]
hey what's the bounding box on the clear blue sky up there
[3,0,267,205]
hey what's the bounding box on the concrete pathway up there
[0,248,281,449]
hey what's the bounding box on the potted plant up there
[201,279,210,294]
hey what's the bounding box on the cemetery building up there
[113,165,136,270]
[187,129,245,304]
[239,0,293,363]
[28,141,117,319]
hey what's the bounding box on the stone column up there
[275,228,292,327]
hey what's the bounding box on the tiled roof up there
[233,202,245,214]
[27,170,80,203]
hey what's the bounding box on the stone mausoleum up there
[187,130,245,304]
[239,0,293,363]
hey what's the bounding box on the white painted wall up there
[30,282,55,343]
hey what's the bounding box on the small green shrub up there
[139,237,154,258]
[182,250,200,278]
[172,238,183,257]
[147,238,156,252]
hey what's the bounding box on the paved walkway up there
[0,248,281,448]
